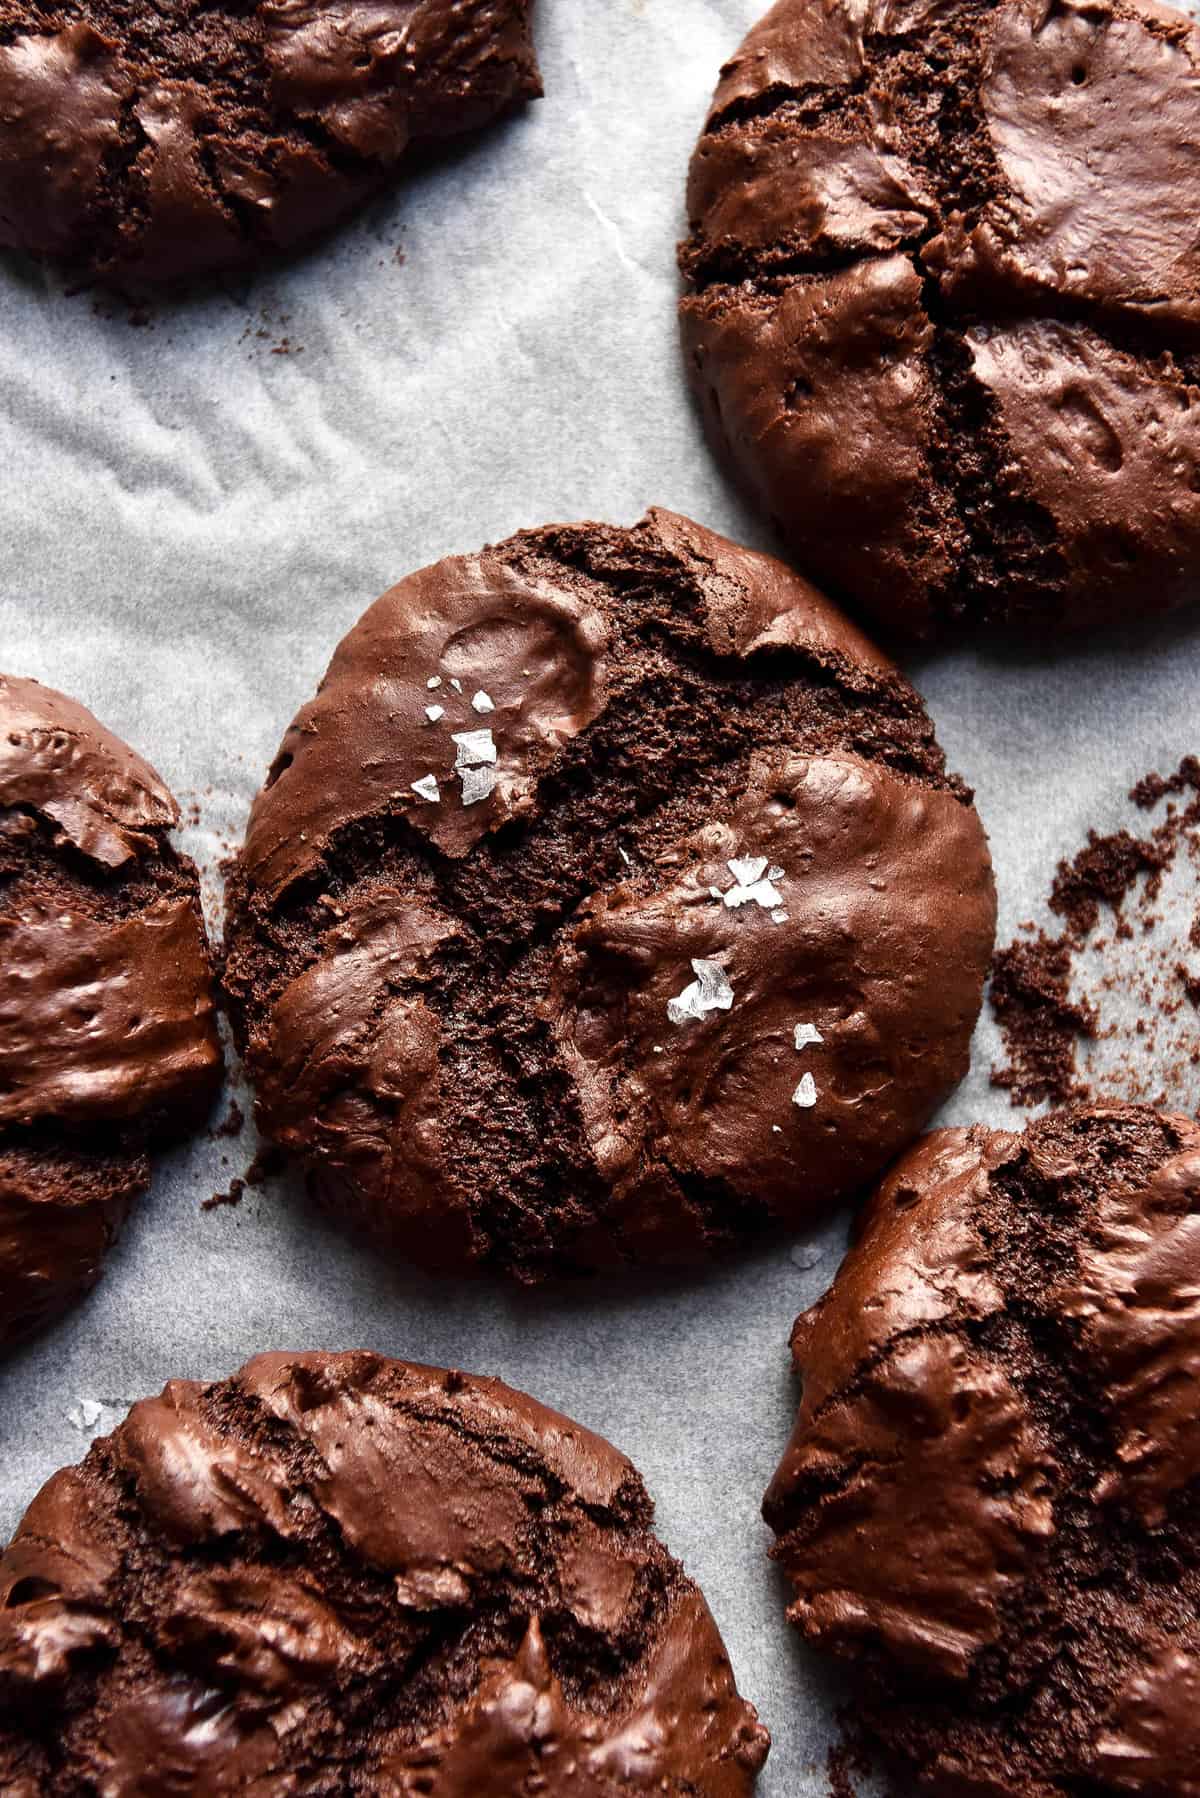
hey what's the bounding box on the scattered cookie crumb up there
[203,1177,245,1211]
[991,756,1200,1106]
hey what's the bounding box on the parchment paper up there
[3,3,1200,1789]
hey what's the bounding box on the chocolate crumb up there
[203,1178,244,1211]
[991,757,1200,1105]
[990,936,1097,1105]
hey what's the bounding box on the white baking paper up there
[2,3,1199,1790]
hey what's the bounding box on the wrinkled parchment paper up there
[3,3,1200,1788]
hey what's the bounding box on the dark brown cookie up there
[0,1349,770,1793]
[0,0,540,286]
[681,0,1200,644]
[0,675,222,1348]
[765,1102,1200,1796]
[223,509,995,1279]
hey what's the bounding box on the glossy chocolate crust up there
[681,0,1200,644]
[223,509,995,1278]
[0,0,540,286]
[0,674,222,1348]
[765,1102,1200,1796]
[0,1349,770,1793]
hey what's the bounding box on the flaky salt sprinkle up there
[728,855,767,887]
[426,676,442,690]
[667,958,734,1025]
[720,853,783,912]
[792,1072,818,1109]
[472,690,495,713]
[452,728,497,769]
[450,729,499,806]
[449,677,463,693]
[789,1023,822,1111]
[460,766,497,807]
[411,775,440,802]
[424,704,445,724]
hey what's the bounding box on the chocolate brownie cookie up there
[0,0,540,286]
[0,1349,770,1793]
[765,1102,1200,1796]
[681,0,1200,643]
[0,675,222,1349]
[223,509,995,1279]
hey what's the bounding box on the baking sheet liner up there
[3,2,1200,1787]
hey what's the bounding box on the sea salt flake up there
[724,877,782,911]
[772,1125,783,1135]
[411,775,440,802]
[768,865,785,882]
[794,1022,824,1051]
[771,910,788,925]
[618,847,632,867]
[727,856,768,887]
[718,853,783,912]
[460,765,497,806]
[449,677,463,693]
[792,1071,818,1109]
[424,705,445,723]
[68,1400,103,1433]
[667,957,734,1025]
[452,728,497,769]
[426,676,442,690]
[472,690,495,713]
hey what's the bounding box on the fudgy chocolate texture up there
[223,509,995,1279]
[0,0,540,286]
[765,1103,1200,1796]
[681,0,1200,644]
[0,1349,770,1793]
[0,674,222,1348]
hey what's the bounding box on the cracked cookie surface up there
[680,0,1200,644]
[222,509,995,1280]
[0,0,540,285]
[0,674,222,1349]
[0,1349,770,1794]
[765,1102,1200,1796]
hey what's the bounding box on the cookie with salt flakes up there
[223,509,995,1278]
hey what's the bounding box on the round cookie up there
[764,1102,1200,1797]
[681,0,1200,644]
[0,675,222,1349]
[224,508,995,1278]
[0,1349,770,1793]
[0,0,540,286]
